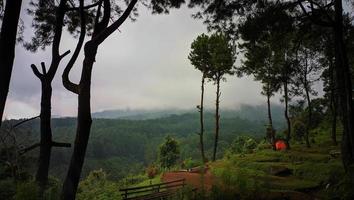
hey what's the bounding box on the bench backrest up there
[119,178,186,200]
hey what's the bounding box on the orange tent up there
[275,140,287,150]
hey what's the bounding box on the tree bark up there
[61,0,137,198]
[304,83,311,148]
[61,47,94,199]
[302,52,311,148]
[267,89,276,150]
[213,76,220,161]
[199,74,206,163]
[330,66,338,146]
[0,0,23,125]
[334,0,354,172]
[284,81,291,149]
[36,81,53,188]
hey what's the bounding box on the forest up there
[1,0,354,199]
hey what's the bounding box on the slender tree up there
[188,33,211,163]
[0,0,23,125]
[208,33,235,161]
[293,45,321,147]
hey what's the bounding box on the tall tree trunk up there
[213,76,220,161]
[36,81,53,188]
[331,96,338,145]
[61,48,94,199]
[199,74,206,162]
[329,60,338,146]
[267,91,276,150]
[334,0,354,172]
[284,81,291,149]
[305,84,311,148]
[61,0,137,198]
[303,53,311,148]
[267,92,273,131]
[0,0,23,125]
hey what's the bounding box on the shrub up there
[146,165,158,179]
[228,136,258,154]
[14,181,39,200]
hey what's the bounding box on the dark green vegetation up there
[0,107,277,199]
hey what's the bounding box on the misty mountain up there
[92,104,285,127]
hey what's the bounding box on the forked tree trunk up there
[334,0,354,172]
[0,0,23,125]
[61,0,138,198]
[30,0,71,193]
[199,74,206,162]
[212,75,220,161]
[61,45,95,199]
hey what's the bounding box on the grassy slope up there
[208,129,347,199]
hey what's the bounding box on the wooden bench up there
[119,178,186,200]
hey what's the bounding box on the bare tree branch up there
[91,0,138,47]
[66,0,103,11]
[41,62,47,75]
[297,0,333,27]
[52,141,71,147]
[59,50,71,59]
[12,115,39,129]
[19,143,40,155]
[62,0,86,94]
[31,64,44,79]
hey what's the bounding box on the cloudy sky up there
[3,2,276,119]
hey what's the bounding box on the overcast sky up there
[3,3,280,119]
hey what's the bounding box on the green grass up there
[132,174,162,187]
[208,130,345,199]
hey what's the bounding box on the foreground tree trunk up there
[61,0,138,198]
[334,0,354,172]
[212,75,220,161]
[30,1,72,193]
[330,62,337,146]
[0,0,23,125]
[283,81,291,149]
[199,74,206,162]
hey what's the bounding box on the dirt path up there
[161,168,215,191]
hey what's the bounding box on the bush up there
[14,181,39,200]
[183,157,202,169]
[77,169,121,200]
[228,136,258,154]
[146,165,158,179]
